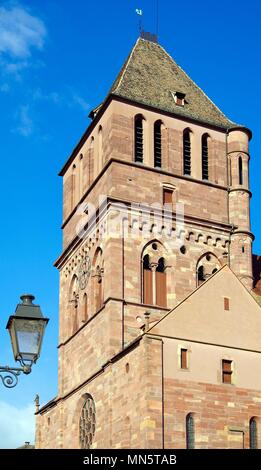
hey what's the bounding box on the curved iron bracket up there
[0,363,32,388]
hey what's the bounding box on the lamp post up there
[0,294,49,388]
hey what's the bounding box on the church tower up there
[36,37,261,449]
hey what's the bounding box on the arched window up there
[202,134,209,180]
[186,413,195,449]
[143,254,153,305]
[154,120,162,168]
[183,130,191,176]
[197,265,205,285]
[96,265,103,311]
[196,253,221,287]
[79,394,96,449]
[71,164,76,209]
[83,293,88,322]
[135,115,144,163]
[250,418,258,449]
[98,125,103,171]
[92,248,104,313]
[239,156,243,185]
[69,275,78,335]
[79,154,83,197]
[156,257,167,307]
[142,242,168,307]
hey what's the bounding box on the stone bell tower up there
[35,36,257,449]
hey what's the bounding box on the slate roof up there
[104,37,239,129]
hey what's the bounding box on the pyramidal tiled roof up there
[106,37,238,129]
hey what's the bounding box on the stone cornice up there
[54,195,233,270]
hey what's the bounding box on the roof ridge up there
[156,40,235,126]
[147,264,260,334]
[111,37,140,94]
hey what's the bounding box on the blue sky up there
[0,0,260,448]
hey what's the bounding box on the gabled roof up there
[148,265,261,351]
[97,37,239,129]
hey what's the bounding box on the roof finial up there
[35,394,40,413]
[136,3,158,43]
[155,0,159,38]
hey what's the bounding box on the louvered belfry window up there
[154,120,162,167]
[202,134,209,180]
[135,116,143,163]
[186,413,195,449]
[183,130,191,175]
[250,418,258,449]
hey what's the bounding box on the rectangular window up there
[224,297,230,311]
[180,348,188,369]
[163,188,173,205]
[222,359,233,384]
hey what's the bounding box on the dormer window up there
[171,91,186,107]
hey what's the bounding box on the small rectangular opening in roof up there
[171,91,187,107]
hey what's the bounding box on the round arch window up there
[79,395,96,449]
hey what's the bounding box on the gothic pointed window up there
[143,254,153,305]
[186,413,195,449]
[183,130,191,176]
[239,156,243,185]
[250,418,258,449]
[135,115,144,163]
[202,134,209,180]
[156,257,167,307]
[154,120,162,168]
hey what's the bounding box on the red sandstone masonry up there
[37,89,255,449]
[164,378,261,449]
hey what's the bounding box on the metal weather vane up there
[135,7,143,34]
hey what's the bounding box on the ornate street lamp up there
[0,294,49,388]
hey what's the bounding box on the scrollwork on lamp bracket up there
[0,362,32,388]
